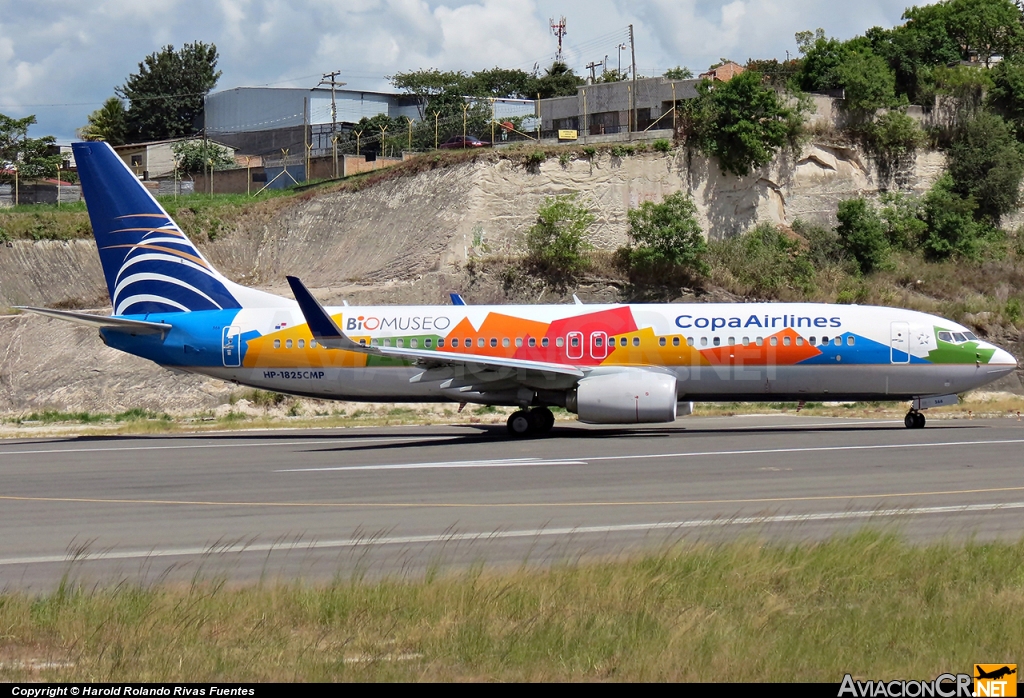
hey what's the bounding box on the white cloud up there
[0,0,928,141]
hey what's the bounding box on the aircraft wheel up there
[533,407,555,434]
[914,412,926,429]
[507,411,533,437]
[904,413,915,429]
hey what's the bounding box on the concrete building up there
[699,61,745,81]
[540,77,699,135]
[113,138,235,180]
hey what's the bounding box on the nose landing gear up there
[904,410,926,429]
[507,407,556,437]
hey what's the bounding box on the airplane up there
[975,666,1016,681]
[16,141,1019,437]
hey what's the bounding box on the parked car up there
[439,135,491,149]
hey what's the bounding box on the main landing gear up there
[507,407,555,437]
[904,410,926,429]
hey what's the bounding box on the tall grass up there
[1,532,1022,681]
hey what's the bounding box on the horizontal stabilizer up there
[16,306,171,337]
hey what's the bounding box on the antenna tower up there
[550,16,567,62]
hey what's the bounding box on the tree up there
[682,70,804,177]
[835,48,902,114]
[78,97,128,145]
[944,0,1024,66]
[116,42,221,143]
[796,31,849,92]
[461,68,534,98]
[171,140,234,175]
[621,191,709,278]
[835,198,890,273]
[663,66,693,80]
[986,55,1024,130]
[0,113,60,183]
[390,69,467,119]
[946,110,1024,222]
[529,62,583,99]
[526,193,594,275]
[922,173,991,258]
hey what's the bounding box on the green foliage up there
[682,71,803,177]
[610,144,635,157]
[836,198,890,274]
[653,139,673,153]
[621,192,709,280]
[837,48,902,114]
[78,97,128,145]
[525,150,546,166]
[710,223,815,297]
[922,173,994,259]
[663,66,693,80]
[943,0,1024,66]
[858,110,927,186]
[987,56,1024,131]
[878,192,928,249]
[0,113,61,183]
[933,65,993,127]
[116,42,221,143]
[525,193,594,275]
[529,61,585,99]
[795,30,849,92]
[946,110,1024,223]
[171,140,234,175]
[581,146,596,158]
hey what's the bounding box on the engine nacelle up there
[569,369,678,424]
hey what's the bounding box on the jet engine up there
[567,369,678,424]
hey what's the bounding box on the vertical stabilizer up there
[73,141,242,316]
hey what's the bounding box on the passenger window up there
[742,337,749,346]
[384,338,392,347]
[809,336,816,345]
[424,338,432,347]
[502,338,509,348]
[620,337,628,347]
[516,338,523,347]
[286,339,293,349]
[451,338,458,347]
[687,337,694,346]
[700,337,708,347]
[397,339,404,347]
[570,336,579,347]
[410,339,418,348]
[783,336,791,346]
[847,336,855,345]
[359,339,366,346]
[795,337,803,346]
[438,338,445,347]
[490,338,497,347]
[756,337,763,346]
[310,340,317,348]
[542,338,550,347]
[713,337,721,346]
[300,339,307,348]
[770,337,778,346]
[555,337,563,347]
[728,337,735,346]
[833,337,841,346]
[673,337,680,347]
[528,337,536,347]
[632,337,640,347]
[466,338,472,347]
[273,339,281,349]
[821,336,829,345]
[370,339,377,347]
[596,336,604,347]
[659,337,666,347]
[478,338,485,347]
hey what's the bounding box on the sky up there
[0,0,929,142]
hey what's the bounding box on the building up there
[203,87,421,156]
[540,77,699,135]
[699,61,745,82]
[113,138,236,180]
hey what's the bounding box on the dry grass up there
[1,532,1022,681]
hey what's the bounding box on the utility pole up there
[586,60,603,83]
[318,70,346,141]
[629,24,637,135]
[550,16,567,62]
[617,43,627,78]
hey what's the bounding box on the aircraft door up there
[890,322,910,364]
[222,325,241,367]
[590,331,608,360]
[566,331,584,360]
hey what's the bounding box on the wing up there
[286,276,585,392]
[16,306,172,337]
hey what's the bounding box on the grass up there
[0,532,1021,681]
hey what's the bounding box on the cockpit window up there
[952,332,967,342]
[963,331,978,341]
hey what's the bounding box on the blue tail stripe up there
[72,141,240,313]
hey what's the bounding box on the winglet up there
[450,292,467,306]
[285,276,366,351]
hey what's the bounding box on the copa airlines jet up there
[19,142,1018,436]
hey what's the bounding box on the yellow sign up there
[558,129,578,141]
[975,665,1017,697]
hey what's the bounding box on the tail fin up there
[73,141,242,316]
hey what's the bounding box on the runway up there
[2,414,1023,589]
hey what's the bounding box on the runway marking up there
[2,500,1022,567]
[3,484,1024,509]
[0,435,456,457]
[277,438,1024,472]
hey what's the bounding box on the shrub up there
[582,146,596,157]
[525,193,594,276]
[653,138,672,153]
[946,110,1024,224]
[621,191,709,280]
[710,222,814,297]
[525,150,546,167]
[922,173,997,260]
[836,198,889,274]
[877,192,927,250]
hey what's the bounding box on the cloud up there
[0,0,927,141]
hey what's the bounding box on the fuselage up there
[100,300,1018,405]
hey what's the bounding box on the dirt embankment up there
[0,144,1020,414]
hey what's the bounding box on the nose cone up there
[988,347,1018,373]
